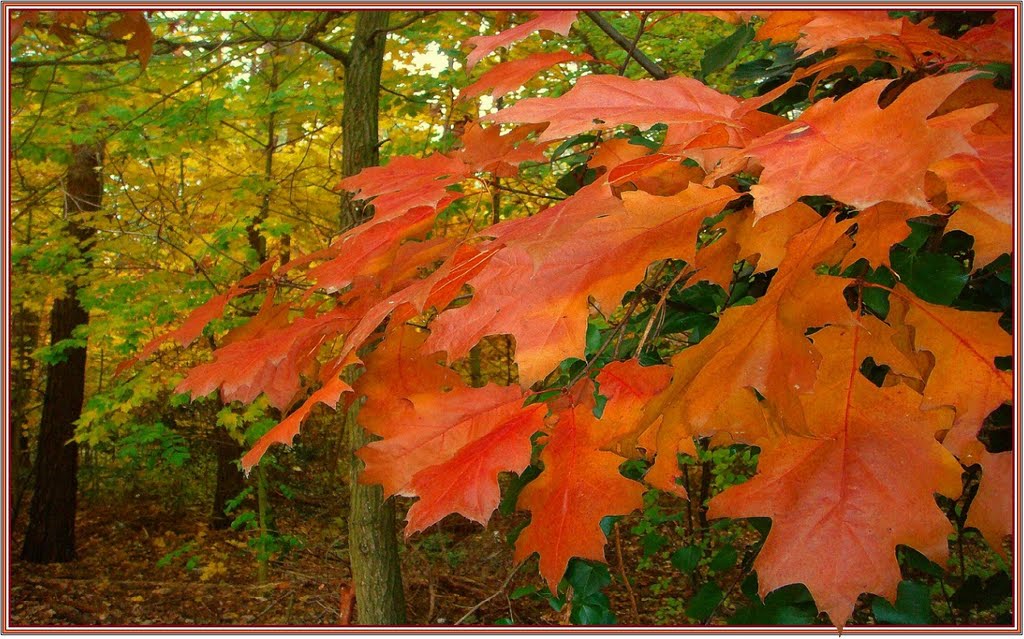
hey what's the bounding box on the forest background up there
[4,6,1018,629]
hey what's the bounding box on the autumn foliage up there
[129,9,1014,626]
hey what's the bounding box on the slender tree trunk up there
[10,303,40,518]
[210,47,283,531]
[250,55,282,582]
[339,12,388,230]
[339,11,406,625]
[22,142,103,563]
[12,202,41,522]
[256,464,271,584]
[210,428,245,529]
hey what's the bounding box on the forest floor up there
[8,490,697,627]
[7,477,1007,628]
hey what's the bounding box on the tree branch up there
[15,18,354,69]
[583,10,669,80]
[370,11,433,38]
[11,54,135,69]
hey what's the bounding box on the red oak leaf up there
[642,213,855,494]
[465,11,578,70]
[353,325,545,533]
[426,183,739,385]
[514,383,645,590]
[889,287,1012,455]
[709,321,963,627]
[488,75,745,144]
[461,51,591,100]
[715,73,985,220]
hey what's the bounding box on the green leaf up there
[230,511,256,530]
[709,545,738,572]
[701,24,756,79]
[551,134,599,162]
[564,559,611,599]
[661,310,719,343]
[556,165,596,196]
[510,586,538,600]
[952,572,1011,612]
[618,459,648,482]
[627,134,661,151]
[671,545,701,573]
[585,322,603,356]
[672,281,727,312]
[891,250,968,305]
[730,579,818,625]
[641,532,668,557]
[599,515,619,538]
[571,595,616,625]
[898,546,944,578]
[499,464,540,516]
[686,582,724,621]
[863,267,897,317]
[873,580,934,624]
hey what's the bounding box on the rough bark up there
[339,10,407,625]
[22,142,103,563]
[339,11,388,231]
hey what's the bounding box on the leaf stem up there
[634,266,694,358]
[564,263,667,390]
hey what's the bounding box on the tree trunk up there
[22,142,103,563]
[210,429,246,529]
[10,303,40,518]
[346,398,405,624]
[339,11,388,231]
[339,10,406,625]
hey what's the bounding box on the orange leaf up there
[241,359,356,471]
[946,205,1011,270]
[642,214,855,494]
[488,75,745,143]
[842,202,931,268]
[962,445,1013,558]
[889,287,1012,455]
[514,384,645,590]
[592,359,673,454]
[588,138,653,171]
[931,132,1013,224]
[177,304,363,410]
[458,122,547,178]
[426,183,738,385]
[118,258,277,375]
[465,11,578,70]
[461,51,591,100]
[337,153,468,221]
[709,321,962,627]
[108,11,154,69]
[716,73,985,220]
[958,11,1014,64]
[755,10,966,68]
[354,325,545,533]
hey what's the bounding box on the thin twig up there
[634,266,694,357]
[619,11,650,76]
[614,523,640,621]
[371,11,433,38]
[454,563,523,625]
